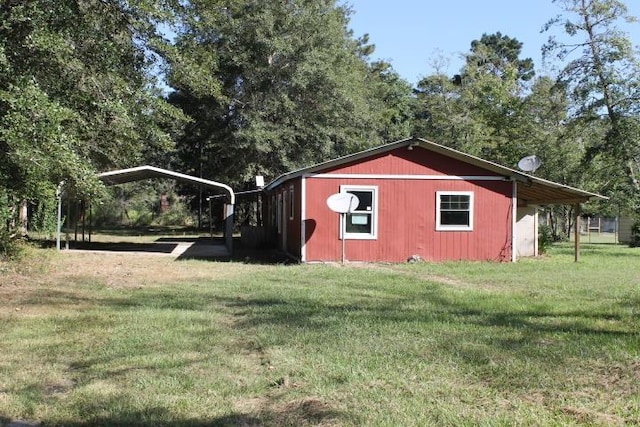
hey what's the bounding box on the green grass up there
[0,243,638,426]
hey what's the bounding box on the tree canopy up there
[163,0,412,189]
[0,0,186,246]
[543,0,640,211]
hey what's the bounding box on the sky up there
[345,0,640,85]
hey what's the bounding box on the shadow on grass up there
[73,241,178,253]
[35,397,346,427]
[31,236,294,265]
[221,290,637,339]
[4,256,636,425]
[86,226,207,237]
[552,242,640,257]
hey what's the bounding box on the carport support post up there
[574,203,581,262]
[224,203,234,254]
[56,182,64,251]
[65,195,71,250]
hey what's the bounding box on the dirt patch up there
[561,406,625,426]
[0,250,277,318]
[594,360,640,398]
[234,396,342,427]
[275,398,341,426]
[1,251,271,290]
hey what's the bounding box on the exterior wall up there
[516,206,538,257]
[286,179,302,258]
[301,147,514,262]
[263,178,302,259]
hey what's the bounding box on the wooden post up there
[574,203,581,262]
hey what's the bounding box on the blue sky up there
[345,0,640,85]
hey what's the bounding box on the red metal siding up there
[301,147,513,262]
[322,147,495,176]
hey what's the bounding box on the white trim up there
[300,175,307,262]
[436,191,474,231]
[340,185,378,240]
[310,173,506,181]
[99,165,235,204]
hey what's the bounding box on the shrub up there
[630,220,640,247]
[538,224,554,254]
[153,202,194,227]
[0,230,25,261]
[30,197,58,238]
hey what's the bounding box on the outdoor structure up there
[56,165,235,254]
[261,137,606,263]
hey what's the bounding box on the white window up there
[340,185,378,239]
[436,191,474,231]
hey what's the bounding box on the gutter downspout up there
[511,178,517,263]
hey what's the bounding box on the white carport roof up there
[98,165,235,204]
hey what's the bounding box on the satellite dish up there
[327,193,359,214]
[517,155,542,173]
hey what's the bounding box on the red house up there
[261,137,604,263]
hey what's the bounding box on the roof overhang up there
[409,139,605,205]
[264,137,606,205]
[98,165,235,204]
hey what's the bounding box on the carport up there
[56,165,235,254]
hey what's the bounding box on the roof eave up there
[264,137,415,191]
[263,137,608,205]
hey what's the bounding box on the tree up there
[543,0,640,210]
[466,32,535,82]
[0,0,184,252]
[165,0,413,190]
[364,60,414,143]
[413,32,533,164]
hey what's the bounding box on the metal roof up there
[265,137,606,205]
[98,165,235,204]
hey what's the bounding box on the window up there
[436,191,473,231]
[340,185,378,239]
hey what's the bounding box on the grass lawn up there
[0,242,638,426]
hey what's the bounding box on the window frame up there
[340,184,378,240]
[436,191,474,231]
